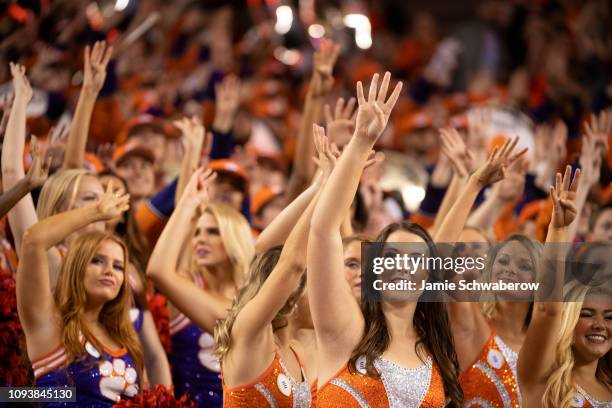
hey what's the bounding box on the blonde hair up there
[541,282,588,407]
[53,232,144,382]
[214,246,306,361]
[199,202,255,287]
[36,169,93,219]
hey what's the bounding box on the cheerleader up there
[17,184,143,406]
[433,130,530,407]
[307,72,463,407]
[214,130,334,406]
[519,167,611,407]
[146,168,254,407]
[98,171,172,387]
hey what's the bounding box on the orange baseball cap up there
[207,159,249,193]
[113,142,156,167]
[251,186,284,215]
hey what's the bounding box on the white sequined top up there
[373,356,434,408]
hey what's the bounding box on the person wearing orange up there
[519,166,611,407]
[307,72,462,407]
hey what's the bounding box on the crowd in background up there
[0,0,610,407]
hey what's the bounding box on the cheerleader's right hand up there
[180,166,217,208]
[96,180,130,220]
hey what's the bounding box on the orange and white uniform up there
[317,355,446,407]
[460,331,521,407]
[571,386,611,408]
[223,348,312,407]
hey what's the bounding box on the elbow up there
[21,227,45,250]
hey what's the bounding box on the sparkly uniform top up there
[317,354,446,407]
[33,336,139,407]
[223,348,312,407]
[571,386,612,408]
[459,331,521,408]
[169,274,223,407]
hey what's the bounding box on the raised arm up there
[63,41,113,169]
[467,157,528,234]
[17,185,129,358]
[146,168,229,333]
[567,113,609,241]
[518,166,580,398]
[308,73,402,357]
[2,63,40,256]
[230,126,334,344]
[0,136,50,218]
[430,128,471,235]
[286,40,338,200]
[434,136,527,243]
[173,116,206,202]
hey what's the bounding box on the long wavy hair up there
[540,282,608,408]
[214,246,306,361]
[195,203,255,288]
[352,221,463,407]
[36,169,92,219]
[480,234,540,325]
[53,232,144,383]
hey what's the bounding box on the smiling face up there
[573,300,612,364]
[192,212,230,269]
[83,240,126,306]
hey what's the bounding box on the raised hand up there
[580,131,602,188]
[181,167,217,207]
[83,41,113,94]
[311,39,339,97]
[174,116,205,151]
[584,110,611,157]
[214,75,241,133]
[495,156,528,202]
[550,165,580,229]
[312,124,340,179]
[439,127,473,178]
[471,136,527,186]
[324,97,356,147]
[25,136,51,188]
[10,63,33,103]
[96,143,116,171]
[355,72,403,145]
[97,180,130,220]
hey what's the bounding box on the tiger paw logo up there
[198,333,221,372]
[98,358,139,401]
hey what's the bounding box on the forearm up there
[293,89,323,182]
[0,178,35,218]
[2,95,28,184]
[311,135,372,233]
[431,174,467,235]
[434,177,481,242]
[467,189,508,231]
[63,89,97,169]
[175,148,200,203]
[139,312,172,387]
[255,177,321,254]
[24,205,100,250]
[566,183,590,242]
[147,199,195,281]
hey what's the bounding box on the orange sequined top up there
[459,331,521,407]
[571,385,611,408]
[223,348,312,407]
[317,354,446,407]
